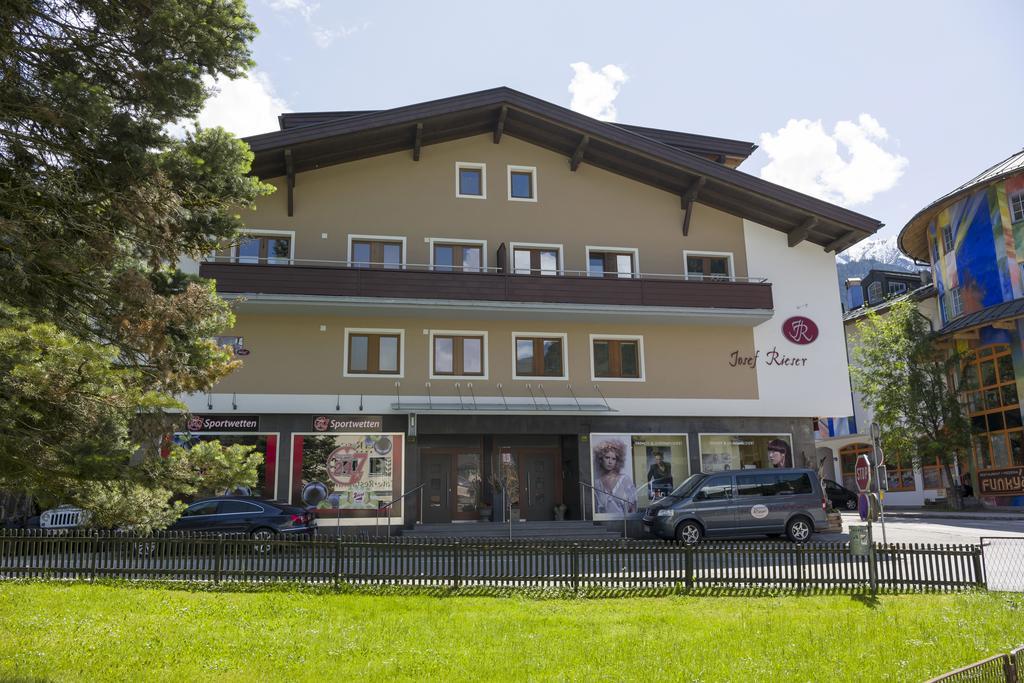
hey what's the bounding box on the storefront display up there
[590,433,688,519]
[292,432,404,523]
[699,434,793,472]
[172,432,276,499]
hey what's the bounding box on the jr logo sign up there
[782,316,818,345]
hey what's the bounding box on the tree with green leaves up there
[0,1,273,526]
[850,300,971,509]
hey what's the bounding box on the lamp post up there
[870,422,888,547]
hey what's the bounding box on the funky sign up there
[978,467,1024,496]
[312,415,384,432]
[782,316,818,345]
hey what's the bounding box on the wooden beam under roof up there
[493,105,507,144]
[569,135,589,172]
[680,177,705,237]
[787,217,818,248]
[825,230,855,253]
[284,148,295,217]
[412,123,423,161]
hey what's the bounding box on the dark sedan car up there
[168,497,315,540]
[823,479,859,511]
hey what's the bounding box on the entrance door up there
[422,452,451,524]
[421,450,482,523]
[519,449,558,521]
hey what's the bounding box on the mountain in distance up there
[835,234,924,283]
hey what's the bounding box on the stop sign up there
[855,454,872,493]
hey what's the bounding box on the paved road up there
[818,513,1024,545]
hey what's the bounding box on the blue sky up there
[199,0,1024,242]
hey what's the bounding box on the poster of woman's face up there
[767,438,792,468]
[590,434,636,518]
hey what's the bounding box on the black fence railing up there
[0,530,986,592]
[926,645,1023,683]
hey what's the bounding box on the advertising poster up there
[292,433,404,523]
[172,433,275,498]
[590,434,637,520]
[699,434,794,472]
[632,435,688,509]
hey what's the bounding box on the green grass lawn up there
[1,583,1022,682]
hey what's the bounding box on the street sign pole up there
[870,422,888,548]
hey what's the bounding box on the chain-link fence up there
[981,537,1024,591]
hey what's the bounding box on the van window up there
[736,474,778,497]
[777,473,812,495]
[694,478,732,501]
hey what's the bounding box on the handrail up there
[202,256,770,284]
[578,480,634,539]
[375,483,425,539]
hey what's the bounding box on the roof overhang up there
[244,87,883,252]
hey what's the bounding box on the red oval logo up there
[187,415,205,432]
[782,316,818,345]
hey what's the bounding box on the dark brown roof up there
[247,87,883,250]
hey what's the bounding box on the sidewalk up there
[843,507,1024,522]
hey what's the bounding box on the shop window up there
[587,249,637,278]
[1011,191,1024,223]
[591,336,643,380]
[839,442,872,491]
[513,334,566,379]
[884,463,916,491]
[700,434,794,472]
[960,344,1024,475]
[431,240,484,272]
[684,252,733,280]
[431,332,485,378]
[456,162,486,198]
[511,244,561,276]
[507,165,537,201]
[345,330,403,376]
[235,233,292,265]
[590,433,689,516]
[350,237,404,269]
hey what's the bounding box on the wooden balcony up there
[198,262,773,319]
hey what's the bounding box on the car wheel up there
[250,527,276,553]
[675,520,703,545]
[786,516,813,543]
[845,498,857,511]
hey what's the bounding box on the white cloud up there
[311,21,369,48]
[268,0,366,49]
[568,62,628,122]
[758,114,908,207]
[169,71,288,138]
[269,0,318,20]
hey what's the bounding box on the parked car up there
[823,479,859,511]
[167,497,315,540]
[642,469,830,544]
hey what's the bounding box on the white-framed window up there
[683,251,734,280]
[510,242,563,276]
[1011,191,1024,223]
[347,234,407,269]
[586,246,639,278]
[428,330,488,380]
[888,282,908,295]
[507,165,537,202]
[511,331,568,381]
[866,281,883,304]
[942,225,954,253]
[428,238,487,272]
[232,229,295,265]
[590,334,645,382]
[455,162,486,199]
[950,287,963,318]
[343,328,405,378]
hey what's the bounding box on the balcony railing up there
[198,258,773,311]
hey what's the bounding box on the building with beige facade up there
[179,88,883,530]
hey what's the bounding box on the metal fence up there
[926,646,1023,683]
[981,537,1024,592]
[0,530,984,592]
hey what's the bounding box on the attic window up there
[942,225,954,253]
[1011,191,1024,223]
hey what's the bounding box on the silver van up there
[641,468,829,543]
